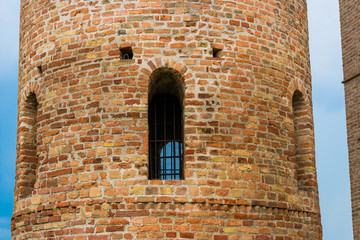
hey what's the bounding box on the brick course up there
[12,0,322,239]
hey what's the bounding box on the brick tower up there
[12,0,322,239]
[339,0,360,239]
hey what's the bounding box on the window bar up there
[173,98,176,179]
[154,99,157,179]
[173,101,176,179]
[163,98,166,180]
[172,141,175,179]
[179,110,183,179]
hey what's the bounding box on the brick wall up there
[344,77,360,239]
[339,0,360,81]
[12,0,322,239]
[339,0,360,239]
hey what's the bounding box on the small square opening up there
[37,66,43,75]
[120,47,133,60]
[212,48,222,58]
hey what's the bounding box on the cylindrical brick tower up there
[12,0,322,239]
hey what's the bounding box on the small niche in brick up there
[292,90,314,191]
[17,92,39,198]
[120,47,133,60]
[212,48,222,58]
[37,65,42,75]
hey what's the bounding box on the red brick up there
[13,1,321,240]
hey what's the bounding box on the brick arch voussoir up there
[288,78,309,106]
[140,58,193,85]
[20,81,40,105]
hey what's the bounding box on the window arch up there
[16,92,39,197]
[148,68,184,180]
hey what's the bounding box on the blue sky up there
[308,0,352,238]
[0,0,352,239]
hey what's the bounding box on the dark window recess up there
[37,66,42,75]
[120,47,133,59]
[149,94,183,180]
[213,48,222,58]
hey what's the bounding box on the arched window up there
[292,90,315,191]
[148,68,184,180]
[17,92,39,197]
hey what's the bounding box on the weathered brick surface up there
[343,77,360,239]
[339,0,360,239]
[343,79,360,238]
[12,0,322,239]
[339,0,360,81]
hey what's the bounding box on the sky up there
[0,0,352,239]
